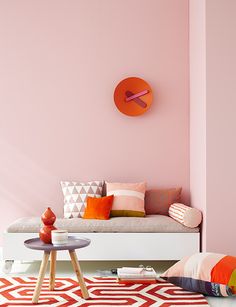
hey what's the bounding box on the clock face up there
[114,77,153,116]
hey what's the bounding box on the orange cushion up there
[83,195,114,220]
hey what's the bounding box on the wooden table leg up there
[49,250,56,291]
[32,251,50,304]
[69,250,89,299]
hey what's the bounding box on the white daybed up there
[3,214,200,272]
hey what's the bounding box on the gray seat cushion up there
[7,215,199,233]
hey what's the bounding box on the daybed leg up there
[2,260,14,273]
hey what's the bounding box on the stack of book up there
[117,267,157,284]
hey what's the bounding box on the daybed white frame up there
[2,232,200,272]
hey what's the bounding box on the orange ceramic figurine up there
[39,207,57,243]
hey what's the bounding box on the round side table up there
[24,236,90,304]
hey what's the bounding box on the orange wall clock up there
[114,77,153,116]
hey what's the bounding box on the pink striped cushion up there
[161,252,235,296]
[169,203,202,228]
[106,182,146,217]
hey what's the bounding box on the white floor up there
[0,259,235,306]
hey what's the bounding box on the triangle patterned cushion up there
[61,181,103,218]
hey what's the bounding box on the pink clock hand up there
[125,89,149,102]
[125,91,147,108]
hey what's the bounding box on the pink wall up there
[0,0,190,243]
[189,0,206,251]
[190,0,236,254]
[206,0,236,254]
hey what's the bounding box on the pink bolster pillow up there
[169,203,202,228]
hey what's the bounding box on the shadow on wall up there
[0,138,62,243]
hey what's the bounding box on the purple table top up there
[24,236,90,251]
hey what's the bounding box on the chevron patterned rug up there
[0,276,209,306]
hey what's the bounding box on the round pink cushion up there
[169,203,202,228]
